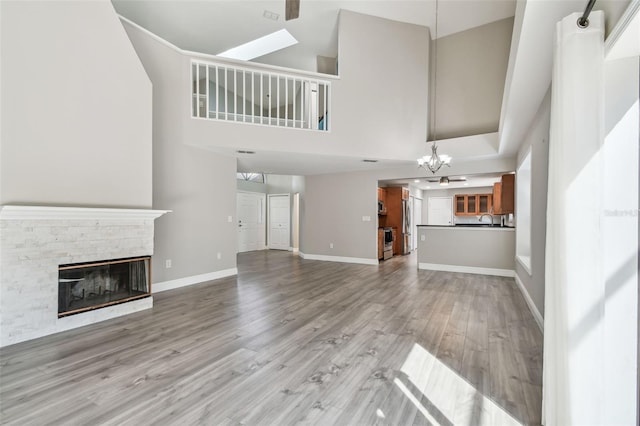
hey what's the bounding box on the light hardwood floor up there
[0,251,542,425]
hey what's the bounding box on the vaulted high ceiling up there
[112,0,631,175]
[112,0,517,72]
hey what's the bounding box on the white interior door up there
[268,194,291,250]
[427,197,453,226]
[237,192,266,253]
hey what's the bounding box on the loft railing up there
[191,59,331,131]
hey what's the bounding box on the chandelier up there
[417,0,451,174]
[418,142,451,174]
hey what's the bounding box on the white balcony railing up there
[191,60,331,131]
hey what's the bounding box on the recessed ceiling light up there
[218,29,298,61]
[459,176,466,180]
[363,159,378,163]
[236,150,255,154]
[426,186,431,189]
[414,179,420,183]
[464,183,469,186]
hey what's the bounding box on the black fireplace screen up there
[58,257,151,317]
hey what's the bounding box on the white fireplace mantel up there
[0,205,171,221]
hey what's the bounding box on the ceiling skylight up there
[217,29,298,61]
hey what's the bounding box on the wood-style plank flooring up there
[0,251,542,425]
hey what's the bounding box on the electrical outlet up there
[329,243,334,249]
[217,252,222,260]
[227,216,232,223]
[165,259,172,268]
[421,234,426,241]
[362,215,371,222]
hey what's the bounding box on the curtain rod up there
[578,0,597,28]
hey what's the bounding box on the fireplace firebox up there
[58,257,151,317]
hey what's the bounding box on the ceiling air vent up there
[237,150,255,154]
[363,159,378,163]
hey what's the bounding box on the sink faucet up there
[479,214,494,224]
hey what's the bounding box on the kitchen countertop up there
[417,224,515,231]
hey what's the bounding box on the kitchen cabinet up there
[377,187,387,215]
[493,182,503,214]
[478,194,492,214]
[378,228,384,260]
[377,188,386,204]
[493,174,514,214]
[455,194,492,216]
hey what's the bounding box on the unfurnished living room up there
[0,0,638,425]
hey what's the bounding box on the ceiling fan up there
[285,0,300,20]
[425,176,466,183]
[424,176,467,186]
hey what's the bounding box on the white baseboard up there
[514,273,544,332]
[153,268,238,293]
[301,253,378,266]
[418,262,515,277]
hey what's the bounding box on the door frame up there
[267,193,291,250]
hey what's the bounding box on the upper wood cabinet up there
[493,174,514,214]
[493,182,502,214]
[455,193,492,216]
[455,195,465,215]
[377,187,388,216]
[478,194,492,214]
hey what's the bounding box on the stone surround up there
[0,206,168,347]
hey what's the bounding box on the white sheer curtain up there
[543,11,605,426]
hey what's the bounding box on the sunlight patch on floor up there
[395,343,523,425]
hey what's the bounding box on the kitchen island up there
[416,225,515,277]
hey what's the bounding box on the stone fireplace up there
[0,206,168,347]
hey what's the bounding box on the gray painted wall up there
[237,180,267,193]
[266,174,295,194]
[515,88,550,317]
[432,17,514,140]
[302,157,516,260]
[304,171,377,259]
[123,20,238,284]
[418,227,515,270]
[1,1,152,207]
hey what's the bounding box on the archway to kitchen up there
[376,172,514,265]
